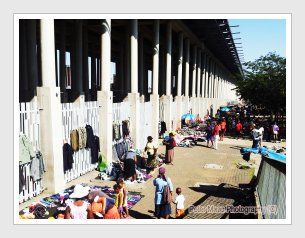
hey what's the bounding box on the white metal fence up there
[62,101,99,182]
[19,101,44,203]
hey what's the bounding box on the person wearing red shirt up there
[213,121,221,150]
[220,118,226,141]
[235,120,243,140]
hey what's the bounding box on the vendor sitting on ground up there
[64,184,94,219]
[88,190,120,219]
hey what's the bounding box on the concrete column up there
[131,20,138,94]
[151,20,160,141]
[129,20,140,148]
[177,32,183,97]
[201,53,206,117]
[163,21,172,132]
[205,56,209,98]
[98,19,113,165]
[196,49,201,116]
[183,38,190,114]
[37,19,64,194]
[191,45,197,114]
[175,32,183,130]
[166,21,172,96]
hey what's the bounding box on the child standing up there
[113,184,123,218]
[173,187,185,219]
[117,178,129,218]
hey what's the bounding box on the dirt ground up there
[19,136,286,219]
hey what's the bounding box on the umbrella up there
[181,113,196,121]
[220,107,230,112]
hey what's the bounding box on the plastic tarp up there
[240,147,286,163]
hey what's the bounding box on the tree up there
[234,52,286,118]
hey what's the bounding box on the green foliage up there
[234,52,286,115]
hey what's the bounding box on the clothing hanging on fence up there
[112,145,120,163]
[70,129,79,152]
[122,120,130,138]
[160,121,167,135]
[30,151,46,182]
[113,122,121,141]
[78,127,87,150]
[85,124,94,149]
[63,143,74,172]
[91,136,100,164]
[19,164,26,194]
[115,140,128,161]
[19,134,35,165]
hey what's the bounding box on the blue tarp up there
[240,147,286,163]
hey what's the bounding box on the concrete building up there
[18,18,243,198]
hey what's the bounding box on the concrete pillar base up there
[150,94,159,141]
[174,95,183,131]
[98,91,113,165]
[37,86,65,194]
[182,96,190,114]
[128,92,140,148]
[160,95,173,133]
[190,97,197,115]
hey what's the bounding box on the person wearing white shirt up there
[173,187,185,218]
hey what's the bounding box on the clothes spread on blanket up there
[19,184,143,219]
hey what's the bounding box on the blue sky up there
[228,19,286,63]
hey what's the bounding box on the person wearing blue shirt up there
[153,167,173,219]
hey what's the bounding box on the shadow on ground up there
[129,209,156,219]
[185,182,257,219]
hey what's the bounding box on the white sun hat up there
[69,184,90,199]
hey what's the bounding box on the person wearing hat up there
[153,167,173,219]
[123,148,137,182]
[64,184,94,219]
[144,136,158,169]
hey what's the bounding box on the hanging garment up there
[115,142,125,160]
[78,127,87,150]
[19,134,35,165]
[112,145,120,163]
[160,121,167,134]
[63,143,74,172]
[19,165,26,194]
[91,135,100,164]
[70,129,79,152]
[113,123,121,141]
[30,151,46,182]
[85,124,94,149]
[122,120,130,138]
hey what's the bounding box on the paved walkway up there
[19,137,286,219]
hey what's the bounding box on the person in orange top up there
[220,118,226,141]
[235,120,243,140]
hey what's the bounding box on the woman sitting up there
[64,184,94,219]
